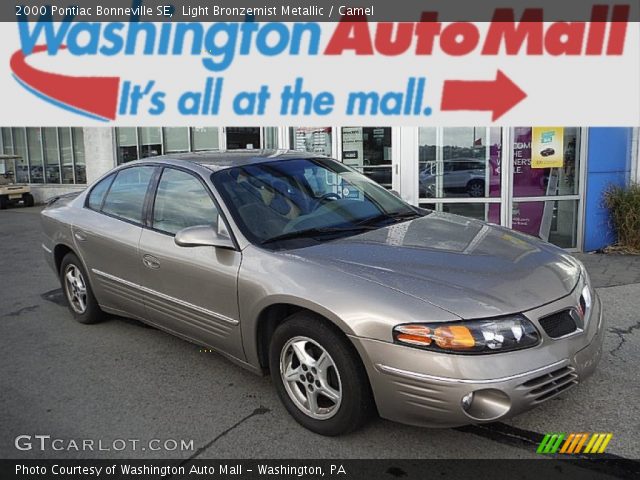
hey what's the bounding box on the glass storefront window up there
[341,127,392,189]
[511,199,578,248]
[263,127,279,149]
[291,127,332,156]
[116,127,138,164]
[138,127,162,158]
[72,128,86,184]
[12,128,29,183]
[419,202,500,223]
[226,127,260,149]
[512,127,580,197]
[418,127,501,200]
[59,128,74,184]
[191,127,219,150]
[2,128,13,154]
[43,128,60,184]
[26,128,44,184]
[163,127,190,153]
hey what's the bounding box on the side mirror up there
[174,225,235,250]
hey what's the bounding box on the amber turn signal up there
[433,326,475,350]
[394,325,432,346]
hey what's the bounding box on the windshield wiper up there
[356,210,422,227]
[261,225,377,245]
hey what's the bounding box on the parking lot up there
[1,206,639,461]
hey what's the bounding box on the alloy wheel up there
[279,336,342,420]
[468,182,484,197]
[64,264,88,314]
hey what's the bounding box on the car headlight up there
[577,260,592,290]
[392,315,540,354]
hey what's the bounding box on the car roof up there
[152,150,325,172]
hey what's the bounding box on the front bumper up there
[350,290,604,428]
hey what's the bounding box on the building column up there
[583,127,634,251]
[633,127,639,183]
[82,128,116,184]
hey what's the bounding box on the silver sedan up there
[41,151,604,436]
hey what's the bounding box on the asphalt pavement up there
[1,207,639,462]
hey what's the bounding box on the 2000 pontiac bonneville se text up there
[41,152,604,435]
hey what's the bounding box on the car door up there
[74,165,157,320]
[138,166,244,359]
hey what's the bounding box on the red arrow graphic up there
[441,70,527,121]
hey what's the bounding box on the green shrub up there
[603,183,640,252]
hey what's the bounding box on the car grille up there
[539,309,578,338]
[521,366,578,403]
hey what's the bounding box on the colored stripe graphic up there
[584,433,613,454]
[538,433,613,454]
[537,433,565,454]
[10,45,120,121]
[559,433,588,454]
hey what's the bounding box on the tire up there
[0,195,7,210]
[59,252,104,324]
[467,179,485,198]
[269,312,375,436]
[22,192,34,207]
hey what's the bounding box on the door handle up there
[142,254,160,270]
[74,231,87,242]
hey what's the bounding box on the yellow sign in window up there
[532,127,564,169]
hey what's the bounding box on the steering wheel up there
[312,192,341,211]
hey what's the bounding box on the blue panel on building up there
[584,128,632,252]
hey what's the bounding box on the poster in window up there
[532,127,564,169]
[341,127,363,167]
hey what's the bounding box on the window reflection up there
[418,127,501,200]
[341,127,392,189]
[153,169,219,235]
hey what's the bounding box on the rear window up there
[101,167,155,224]
[87,173,115,211]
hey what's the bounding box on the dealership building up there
[1,126,638,252]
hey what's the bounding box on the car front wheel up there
[467,179,485,198]
[60,253,104,324]
[269,312,374,436]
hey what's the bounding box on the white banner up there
[0,19,638,126]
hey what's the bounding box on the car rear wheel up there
[22,193,34,207]
[269,312,375,436]
[0,195,7,210]
[60,253,104,324]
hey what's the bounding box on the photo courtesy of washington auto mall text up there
[0,0,639,479]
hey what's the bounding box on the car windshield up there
[212,157,425,249]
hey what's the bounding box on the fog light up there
[461,392,474,411]
[460,389,511,421]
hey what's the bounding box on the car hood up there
[287,213,580,319]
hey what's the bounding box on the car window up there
[87,173,115,211]
[152,168,218,235]
[102,166,155,224]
